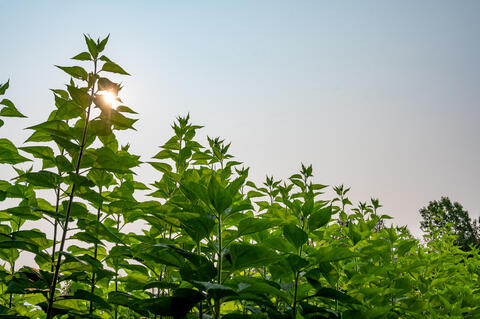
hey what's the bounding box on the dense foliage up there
[1,36,480,319]
[420,196,479,251]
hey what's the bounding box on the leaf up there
[107,292,149,316]
[4,206,42,221]
[224,243,278,271]
[26,120,74,140]
[0,138,30,164]
[20,171,61,189]
[60,289,111,310]
[100,56,130,75]
[54,100,83,120]
[97,34,110,52]
[307,287,360,305]
[316,246,356,263]
[235,218,274,238]
[0,80,9,95]
[84,34,98,59]
[0,98,26,117]
[396,239,417,257]
[55,65,88,81]
[68,172,95,187]
[283,223,308,249]
[67,85,91,108]
[117,105,137,114]
[194,281,237,300]
[19,146,55,162]
[71,51,91,61]
[308,206,332,231]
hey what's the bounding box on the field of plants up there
[1,36,479,319]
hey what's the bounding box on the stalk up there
[51,186,61,272]
[89,186,103,314]
[46,59,98,319]
[197,242,203,319]
[8,260,15,308]
[114,212,120,319]
[214,216,222,319]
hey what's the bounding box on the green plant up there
[0,36,479,319]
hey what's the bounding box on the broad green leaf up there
[20,171,61,189]
[224,243,278,271]
[71,51,91,61]
[0,98,26,117]
[316,246,356,263]
[55,65,88,81]
[19,146,55,162]
[308,206,332,231]
[67,85,91,108]
[100,56,130,75]
[0,138,30,164]
[283,223,308,249]
[84,34,98,59]
[306,287,361,305]
[194,281,237,300]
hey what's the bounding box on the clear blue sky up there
[1,1,479,235]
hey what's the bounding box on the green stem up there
[51,186,61,272]
[215,216,222,319]
[46,59,97,319]
[197,242,203,319]
[89,186,103,314]
[8,260,15,309]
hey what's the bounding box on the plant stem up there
[51,186,61,272]
[215,215,222,319]
[46,59,97,319]
[89,186,103,314]
[197,242,203,319]
[9,261,15,309]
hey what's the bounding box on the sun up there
[98,90,116,105]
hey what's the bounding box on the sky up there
[1,0,479,236]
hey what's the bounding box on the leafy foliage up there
[0,36,479,319]
[420,196,478,251]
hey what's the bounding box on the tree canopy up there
[420,196,478,250]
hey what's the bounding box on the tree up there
[419,196,478,250]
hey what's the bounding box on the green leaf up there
[308,207,332,231]
[84,34,98,59]
[316,246,356,263]
[19,146,55,162]
[97,34,110,52]
[396,239,417,257]
[26,120,74,140]
[100,56,130,75]
[71,51,92,61]
[307,287,360,305]
[0,98,26,117]
[194,281,237,300]
[54,100,83,120]
[117,105,137,114]
[61,289,111,310]
[0,139,30,164]
[55,65,88,81]
[4,206,43,221]
[67,85,91,108]
[235,217,274,238]
[20,171,61,189]
[224,243,278,271]
[283,223,308,249]
[0,80,9,95]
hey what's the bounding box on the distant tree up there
[419,196,478,250]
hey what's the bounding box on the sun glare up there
[98,90,116,105]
